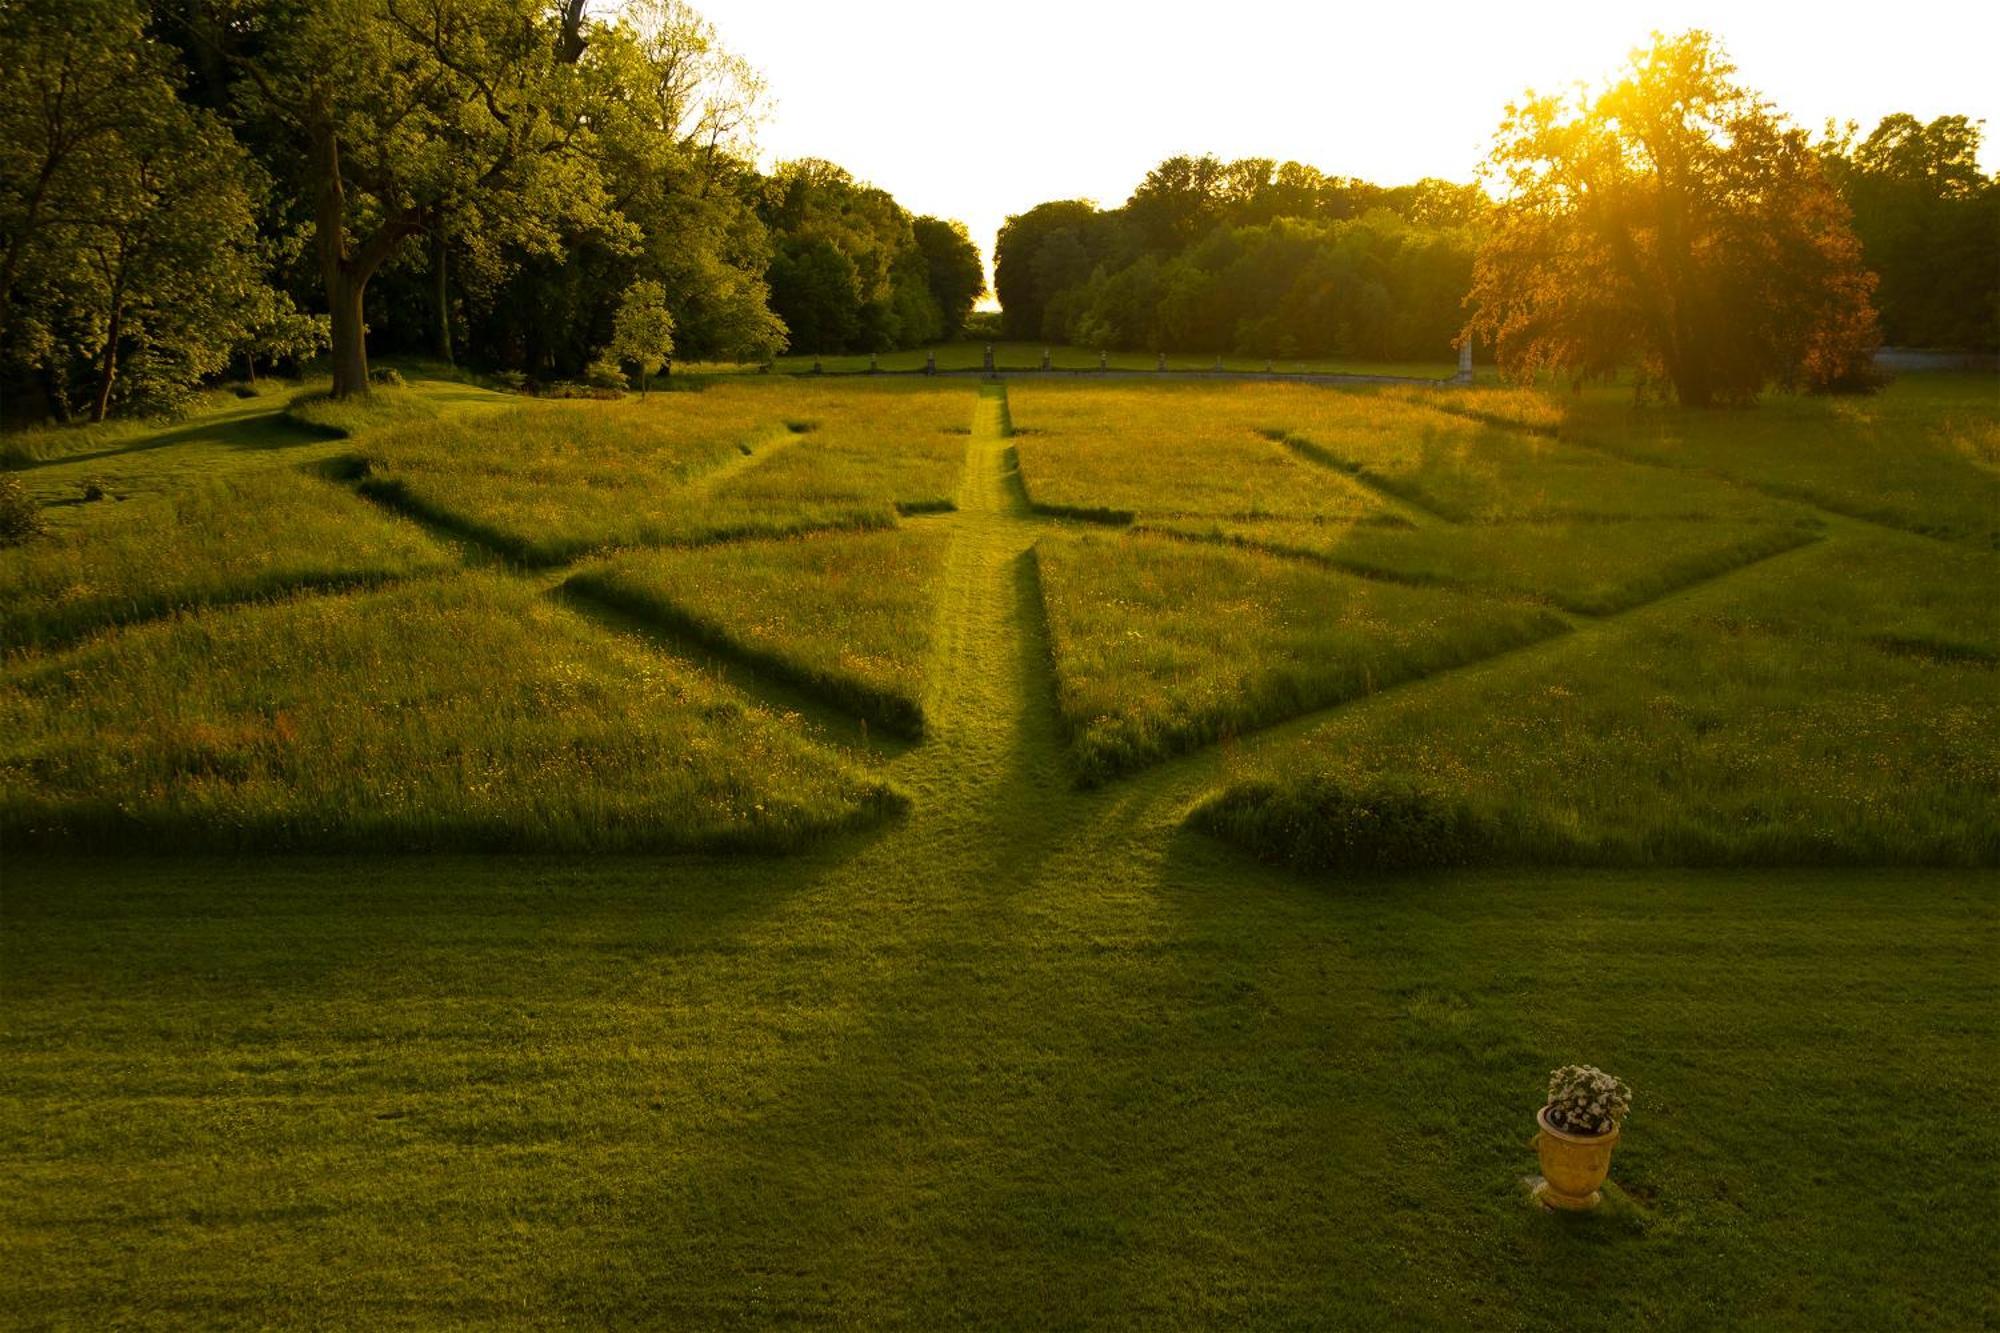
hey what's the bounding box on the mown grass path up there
[3,382,1994,1327]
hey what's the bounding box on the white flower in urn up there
[1544,1064,1633,1137]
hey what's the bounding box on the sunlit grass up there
[770,341,1457,379]
[1196,530,2000,868]
[1556,374,2000,547]
[566,526,951,737]
[1,470,454,652]
[356,382,970,564]
[1143,514,1821,615]
[1,574,901,851]
[1035,530,1568,781]
[1009,382,1396,523]
[1272,392,1784,522]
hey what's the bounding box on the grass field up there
[1143,514,1822,614]
[1196,529,1999,869]
[1009,383,1400,524]
[1,368,1995,1325]
[356,382,970,564]
[1,470,456,652]
[771,340,1459,379]
[565,526,951,738]
[1559,375,2000,547]
[1035,530,1568,780]
[1,574,900,851]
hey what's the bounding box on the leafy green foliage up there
[1821,113,1999,351]
[912,217,985,340]
[761,160,955,354]
[610,279,675,392]
[996,162,1482,358]
[0,0,275,421]
[1468,31,1880,403]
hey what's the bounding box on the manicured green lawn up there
[3,856,1992,1326]
[1,371,1995,1325]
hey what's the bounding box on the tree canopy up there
[0,0,986,417]
[994,164,1484,361]
[1821,114,1999,352]
[1465,31,1882,404]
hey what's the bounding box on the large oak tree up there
[1465,31,1879,405]
[221,0,606,396]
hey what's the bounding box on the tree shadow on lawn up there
[12,401,328,472]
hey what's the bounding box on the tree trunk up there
[328,270,369,398]
[90,302,124,423]
[430,219,453,364]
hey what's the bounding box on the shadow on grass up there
[10,402,325,472]
[552,582,916,763]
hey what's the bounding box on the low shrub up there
[1190,776,1498,872]
[369,366,407,387]
[0,474,44,546]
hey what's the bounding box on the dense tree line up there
[1821,114,1999,352]
[0,0,985,420]
[995,161,1487,361]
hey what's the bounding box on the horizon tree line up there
[3,12,1993,422]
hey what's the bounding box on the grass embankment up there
[1035,531,1568,781]
[356,382,970,564]
[1196,529,2000,869]
[1,573,900,851]
[566,527,951,738]
[1,471,454,652]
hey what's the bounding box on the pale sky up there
[696,0,2000,300]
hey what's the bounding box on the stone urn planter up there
[1533,1105,1620,1210]
[1531,1064,1633,1212]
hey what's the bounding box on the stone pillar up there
[1041,348,1051,371]
[1213,355,1223,372]
[1157,351,1167,372]
[812,355,822,375]
[869,352,878,374]
[1099,350,1108,371]
[1456,337,1474,385]
[926,350,936,376]
[983,344,995,374]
